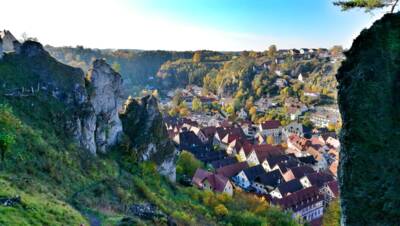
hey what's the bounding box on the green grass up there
[0,178,88,226]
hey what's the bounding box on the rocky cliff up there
[336,13,400,225]
[84,59,123,153]
[119,95,177,181]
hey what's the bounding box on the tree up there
[268,45,277,58]
[334,0,399,13]
[0,134,15,162]
[322,199,341,226]
[192,97,202,112]
[214,204,229,217]
[176,151,203,177]
[112,62,121,73]
[266,136,274,145]
[193,51,203,63]
[172,91,184,107]
[330,45,344,58]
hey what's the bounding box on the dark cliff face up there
[119,95,177,180]
[336,13,400,225]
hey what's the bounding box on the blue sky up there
[1,0,384,51]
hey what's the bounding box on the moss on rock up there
[337,12,400,225]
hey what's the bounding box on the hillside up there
[0,40,302,225]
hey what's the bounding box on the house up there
[272,159,301,175]
[287,134,310,154]
[275,78,288,88]
[272,186,324,223]
[306,146,329,171]
[283,122,311,140]
[259,120,282,144]
[237,108,248,120]
[329,160,338,177]
[210,157,238,170]
[216,161,249,179]
[310,112,340,128]
[251,169,283,194]
[237,142,254,162]
[283,165,315,182]
[298,73,304,82]
[270,179,304,199]
[247,144,285,166]
[240,121,257,139]
[191,149,226,164]
[297,155,318,166]
[300,172,334,189]
[177,131,208,152]
[262,155,291,172]
[304,90,320,98]
[321,180,339,205]
[233,165,266,189]
[275,57,286,64]
[299,48,309,55]
[192,169,234,196]
[326,137,340,149]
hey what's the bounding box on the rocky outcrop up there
[336,13,400,225]
[0,30,20,53]
[85,59,124,153]
[119,95,177,180]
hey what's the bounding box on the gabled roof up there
[275,159,301,174]
[253,144,285,162]
[242,165,266,182]
[192,168,212,187]
[326,180,339,197]
[217,161,249,178]
[277,179,304,197]
[211,157,238,170]
[273,186,323,212]
[240,142,254,156]
[179,131,204,147]
[204,174,230,193]
[288,165,315,179]
[254,169,283,188]
[297,155,318,165]
[265,155,290,168]
[260,120,281,130]
[201,126,217,138]
[305,172,334,188]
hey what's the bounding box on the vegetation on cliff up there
[336,12,400,225]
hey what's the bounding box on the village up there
[162,76,341,225]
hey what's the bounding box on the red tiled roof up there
[192,168,212,188]
[327,180,339,197]
[273,186,323,212]
[205,174,230,192]
[253,144,284,161]
[217,161,249,178]
[289,166,315,179]
[261,120,281,130]
[240,142,254,156]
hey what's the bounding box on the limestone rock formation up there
[0,30,20,53]
[119,95,177,180]
[85,59,124,153]
[336,13,400,225]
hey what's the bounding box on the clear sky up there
[0,0,385,51]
